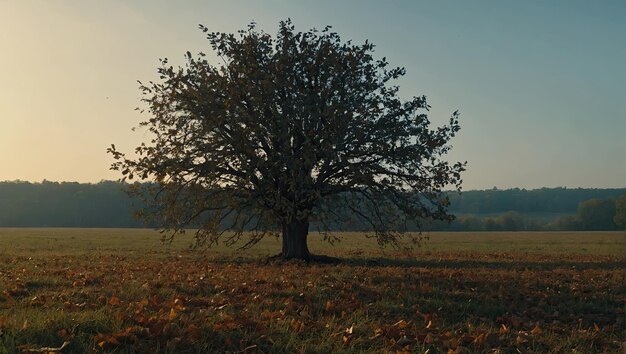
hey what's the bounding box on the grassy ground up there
[0,228,623,256]
[0,229,624,353]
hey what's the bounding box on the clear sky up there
[0,0,624,190]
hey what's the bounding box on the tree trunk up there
[281,218,311,261]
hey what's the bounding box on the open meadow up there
[0,229,624,353]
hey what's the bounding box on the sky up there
[0,0,624,190]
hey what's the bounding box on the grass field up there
[0,229,624,353]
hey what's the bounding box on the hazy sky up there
[1,1,624,190]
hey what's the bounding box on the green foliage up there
[108,20,465,251]
[0,181,624,231]
[440,192,625,232]
[550,214,582,231]
[447,187,626,214]
[577,198,617,231]
[546,197,621,231]
[444,211,544,232]
[614,195,626,228]
[0,180,143,227]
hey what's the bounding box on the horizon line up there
[1,179,624,192]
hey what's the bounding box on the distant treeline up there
[0,181,141,227]
[0,181,624,231]
[436,187,626,231]
[447,187,625,214]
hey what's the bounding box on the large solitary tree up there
[109,20,465,260]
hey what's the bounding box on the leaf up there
[342,324,354,344]
[472,332,485,346]
[108,296,121,306]
[169,308,177,321]
[324,300,334,312]
[173,297,186,311]
[289,319,305,333]
[393,320,408,329]
[369,327,384,340]
[530,323,542,336]
[96,335,121,349]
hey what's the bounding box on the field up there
[0,229,624,353]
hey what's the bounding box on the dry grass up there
[0,229,624,353]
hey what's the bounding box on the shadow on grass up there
[344,257,626,271]
[203,253,625,271]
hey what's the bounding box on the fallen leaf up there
[473,332,485,346]
[325,300,334,312]
[290,319,305,333]
[173,297,186,310]
[342,324,354,344]
[369,327,384,339]
[393,320,408,329]
[108,296,121,306]
[169,308,177,321]
[531,323,542,336]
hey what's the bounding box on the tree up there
[577,198,616,231]
[108,20,465,260]
[614,195,626,229]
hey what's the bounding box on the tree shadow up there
[202,253,624,271]
[345,256,625,271]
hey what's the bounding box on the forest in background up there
[0,180,624,231]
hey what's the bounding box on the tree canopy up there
[109,20,465,260]
[577,198,617,231]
